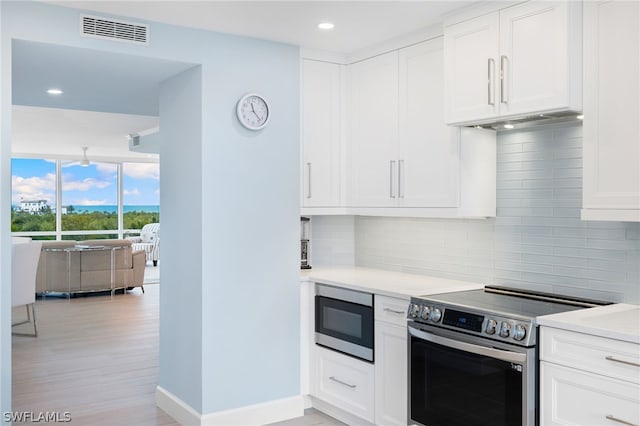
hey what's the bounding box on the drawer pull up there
[329,376,356,389]
[384,308,405,315]
[606,414,639,426]
[606,356,640,368]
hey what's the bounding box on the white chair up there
[12,240,43,337]
[127,223,160,266]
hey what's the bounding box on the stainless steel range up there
[407,286,609,426]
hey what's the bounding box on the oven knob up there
[485,319,498,335]
[409,304,420,318]
[499,321,512,338]
[429,308,442,323]
[420,306,430,320]
[513,324,527,341]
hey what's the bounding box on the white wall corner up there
[156,385,202,426]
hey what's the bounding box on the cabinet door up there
[499,1,573,116]
[349,51,399,207]
[541,362,640,426]
[374,321,407,426]
[582,0,640,220]
[444,12,499,124]
[301,59,342,207]
[399,39,459,208]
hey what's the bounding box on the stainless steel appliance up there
[315,284,374,362]
[300,217,311,270]
[407,286,607,426]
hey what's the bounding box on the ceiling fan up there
[79,146,90,167]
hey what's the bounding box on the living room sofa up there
[35,239,146,294]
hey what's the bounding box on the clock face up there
[237,94,270,130]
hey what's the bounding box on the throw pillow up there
[140,232,155,243]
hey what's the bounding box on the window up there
[11,158,56,234]
[122,162,160,230]
[60,161,118,234]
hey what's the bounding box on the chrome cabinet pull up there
[329,376,356,388]
[384,307,405,315]
[398,160,405,198]
[606,355,640,368]
[306,162,311,199]
[487,58,495,106]
[500,55,509,104]
[390,160,396,198]
[606,415,639,426]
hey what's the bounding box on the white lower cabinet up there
[540,327,640,426]
[374,321,407,426]
[315,345,375,423]
[374,295,408,426]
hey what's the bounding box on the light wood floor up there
[12,284,344,425]
[12,285,179,425]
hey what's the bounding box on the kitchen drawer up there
[375,295,409,327]
[540,327,640,385]
[314,346,374,423]
[541,361,640,426]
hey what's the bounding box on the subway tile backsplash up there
[315,122,640,303]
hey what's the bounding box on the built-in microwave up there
[315,284,374,362]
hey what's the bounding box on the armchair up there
[127,223,160,266]
[12,239,43,337]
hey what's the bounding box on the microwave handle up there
[409,324,526,364]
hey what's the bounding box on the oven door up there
[408,322,536,426]
[315,285,374,362]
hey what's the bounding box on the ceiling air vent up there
[81,14,149,45]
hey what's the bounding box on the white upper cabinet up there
[398,40,459,208]
[301,59,343,208]
[349,50,399,208]
[582,0,640,222]
[348,39,496,216]
[445,1,582,125]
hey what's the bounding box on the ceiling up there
[46,1,476,54]
[15,1,475,161]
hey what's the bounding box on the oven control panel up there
[408,301,535,346]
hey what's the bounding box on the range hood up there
[470,111,583,131]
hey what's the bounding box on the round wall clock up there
[236,93,270,130]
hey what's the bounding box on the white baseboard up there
[156,386,201,426]
[310,396,374,426]
[156,385,304,425]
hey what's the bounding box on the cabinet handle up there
[605,355,640,368]
[606,415,639,426]
[500,55,509,104]
[487,58,495,106]
[398,160,404,198]
[329,376,356,388]
[306,162,312,199]
[389,160,396,198]
[384,307,405,315]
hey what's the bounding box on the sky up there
[11,158,160,207]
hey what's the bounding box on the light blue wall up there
[159,66,203,411]
[1,0,300,418]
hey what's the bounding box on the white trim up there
[156,386,304,426]
[310,396,374,426]
[156,386,201,426]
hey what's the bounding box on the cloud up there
[95,163,118,176]
[74,199,109,206]
[123,163,159,180]
[11,173,56,204]
[123,188,141,196]
[62,177,112,192]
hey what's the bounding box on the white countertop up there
[301,266,483,299]
[537,303,640,344]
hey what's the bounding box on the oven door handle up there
[409,324,527,364]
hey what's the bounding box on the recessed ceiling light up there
[503,124,515,129]
[577,114,584,120]
[47,88,63,95]
[318,22,335,30]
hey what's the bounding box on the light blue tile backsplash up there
[351,122,640,303]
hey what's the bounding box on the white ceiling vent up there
[81,15,149,45]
